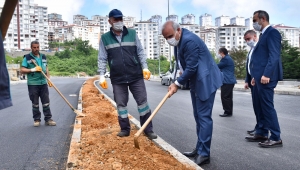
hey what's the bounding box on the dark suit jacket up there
[217,55,236,84]
[250,26,283,81]
[175,28,223,101]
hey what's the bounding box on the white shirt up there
[247,41,257,75]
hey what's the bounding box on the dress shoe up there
[219,113,232,117]
[183,148,197,157]
[117,130,130,137]
[258,139,283,148]
[248,131,255,136]
[245,135,268,142]
[145,131,157,140]
[247,129,255,134]
[194,154,210,165]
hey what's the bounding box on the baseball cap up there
[108,9,123,18]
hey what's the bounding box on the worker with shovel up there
[98,9,157,139]
[21,41,56,127]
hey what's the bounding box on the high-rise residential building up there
[199,13,212,26]
[215,15,230,27]
[230,16,245,26]
[134,21,159,59]
[123,16,136,28]
[200,28,216,51]
[73,14,88,25]
[98,15,110,36]
[48,13,62,21]
[0,0,49,51]
[273,24,300,48]
[158,34,170,58]
[48,13,68,43]
[166,15,178,23]
[245,17,253,30]
[181,14,195,24]
[86,25,100,49]
[180,24,200,37]
[215,25,248,54]
[149,15,162,33]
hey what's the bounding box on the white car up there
[104,72,110,78]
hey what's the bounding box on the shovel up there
[31,59,86,117]
[134,92,170,149]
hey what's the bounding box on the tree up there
[281,38,300,79]
[229,46,248,79]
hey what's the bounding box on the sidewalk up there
[149,76,300,96]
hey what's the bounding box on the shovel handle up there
[30,59,76,111]
[134,92,170,137]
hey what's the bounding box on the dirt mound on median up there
[71,77,194,170]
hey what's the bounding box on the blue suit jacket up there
[217,55,236,84]
[175,28,223,101]
[250,26,283,81]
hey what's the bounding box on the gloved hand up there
[143,69,151,80]
[48,81,53,87]
[31,66,42,72]
[99,75,108,89]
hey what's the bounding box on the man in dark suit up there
[244,30,259,136]
[217,47,236,117]
[245,10,283,148]
[162,21,223,165]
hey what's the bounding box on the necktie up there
[259,33,262,38]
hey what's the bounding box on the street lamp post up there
[168,0,172,70]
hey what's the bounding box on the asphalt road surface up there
[0,77,86,170]
[1,77,300,170]
[100,79,300,170]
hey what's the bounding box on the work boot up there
[117,131,130,137]
[34,120,40,127]
[45,119,56,126]
[140,112,157,139]
[117,116,130,137]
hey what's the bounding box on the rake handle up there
[31,59,75,111]
[134,92,170,137]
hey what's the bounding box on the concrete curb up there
[93,80,203,170]
[66,81,85,169]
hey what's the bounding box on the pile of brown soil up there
[70,77,194,169]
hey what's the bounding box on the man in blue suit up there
[244,30,260,136]
[217,47,236,117]
[245,10,283,148]
[162,21,223,165]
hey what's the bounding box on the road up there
[0,77,86,170]
[100,79,300,170]
[1,78,299,170]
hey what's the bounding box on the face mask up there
[247,39,255,48]
[167,31,179,46]
[113,21,123,31]
[253,21,262,31]
[218,54,222,59]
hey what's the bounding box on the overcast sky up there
[35,0,300,28]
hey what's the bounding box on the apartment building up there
[48,13,68,43]
[245,17,253,30]
[273,24,300,48]
[73,14,88,25]
[181,14,195,24]
[199,13,212,26]
[200,28,216,51]
[230,16,245,26]
[158,34,170,58]
[215,25,248,53]
[215,15,230,27]
[134,21,159,59]
[123,16,135,28]
[149,15,162,33]
[180,24,200,37]
[166,15,178,23]
[0,0,49,51]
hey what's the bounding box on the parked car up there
[104,72,110,78]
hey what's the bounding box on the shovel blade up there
[134,136,140,149]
